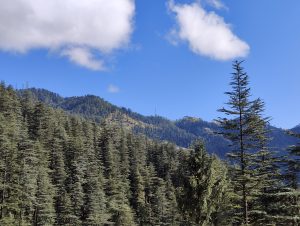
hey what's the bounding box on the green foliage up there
[217,61,300,225]
[0,82,298,225]
[177,141,233,225]
[19,88,299,157]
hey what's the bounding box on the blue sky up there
[0,0,300,129]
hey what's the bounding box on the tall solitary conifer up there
[217,61,269,225]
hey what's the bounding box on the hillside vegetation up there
[1,62,299,226]
[18,88,299,157]
[0,69,299,225]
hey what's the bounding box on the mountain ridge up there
[18,88,299,157]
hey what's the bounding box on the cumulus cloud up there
[0,0,135,70]
[168,1,249,60]
[108,84,120,93]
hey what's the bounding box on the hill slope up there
[18,88,299,156]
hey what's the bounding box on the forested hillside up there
[1,0,299,225]
[18,88,299,157]
[1,60,300,226]
[0,83,234,225]
[292,125,300,134]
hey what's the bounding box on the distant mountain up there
[18,88,300,157]
[175,116,299,155]
[292,125,300,134]
[18,88,200,149]
[175,117,231,156]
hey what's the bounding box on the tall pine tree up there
[217,61,272,225]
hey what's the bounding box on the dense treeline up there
[16,88,205,149]
[0,61,299,226]
[18,88,299,157]
[0,83,233,225]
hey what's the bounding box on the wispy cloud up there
[61,47,105,71]
[168,1,249,61]
[0,0,135,70]
[206,0,226,10]
[107,84,120,94]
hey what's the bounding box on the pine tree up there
[217,61,270,225]
[98,123,136,225]
[0,84,24,225]
[130,165,147,225]
[64,118,85,225]
[244,99,284,225]
[82,161,108,225]
[143,164,162,225]
[81,121,109,225]
[271,132,300,225]
[163,175,181,225]
[17,123,38,226]
[178,141,231,225]
[33,144,55,226]
[285,132,300,190]
[49,127,76,225]
[118,130,132,200]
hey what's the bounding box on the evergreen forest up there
[0,61,299,226]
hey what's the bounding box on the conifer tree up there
[118,130,132,200]
[130,165,147,225]
[82,161,108,225]
[98,123,135,225]
[81,121,109,225]
[218,61,266,225]
[65,119,86,225]
[33,144,55,226]
[246,99,284,225]
[0,84,24,225]
[178,141,231,225]
[163,175,181,225]
[272,133,300,225]
[17,123,38,226]
[49,127,76,225]
[285,132,300,189]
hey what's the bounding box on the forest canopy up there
[0,62,299,225]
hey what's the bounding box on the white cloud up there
[108,84,120,93]
[206,0,226,10]
[165,29,180,46]
[61,47,105,71]
[0,0,135,70]
[168,1,249,60]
